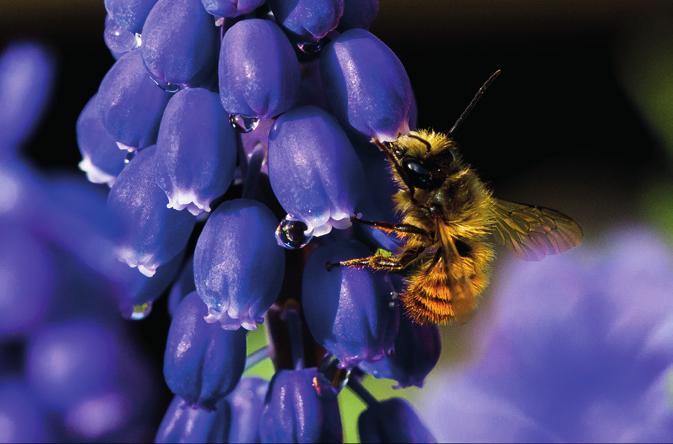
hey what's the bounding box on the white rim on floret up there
[166,188,211,216]
[115,246,158,277]
[78,155,116,187]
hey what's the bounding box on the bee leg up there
[350,216,429,238]
[326,246,424,272]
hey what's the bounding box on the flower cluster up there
[0,43,157,442]
[419,228,673,442]
[82,0,436,440]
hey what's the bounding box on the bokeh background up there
[3,0,673,441]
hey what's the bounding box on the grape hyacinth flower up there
[194,199,285,330]
[76,94,126,186]
[268,105,366,238]
[108,145,195,277]
[155,396,230,443]
[269,0,344,42]
[218,19,300,122]
[259,368,343,443]
[75,1,449,442]
[141,0,219,88]
[358,397,437,443]
[0,43,53,156]
[164,292,247,407]
[156,87,237,215]
[96,50,170,150]
[302,240,399,368]
[419,228,673,442]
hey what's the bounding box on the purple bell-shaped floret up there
[269,0,344,42]
[0,379,54,443]
[268,105,366,238]
[155,396,230,443]
[142,0,219,88]
[358,398,437,443]
[340,0,379,30]
[194,199,285,330]
[104,0,158,33]
[0,223,55,339]
[156,88,237,215]
[0,42,53,155]
[321,28,416,141]
[302,240,399,368]
[219,19,300,120]
[96,50,170,150]
[226,377,268,443]
[360,313,441,388]
[108,146,195,277]
[76,94,126,186]
[201,0,265,19]
[259,368,343,443]
[164,292,247,408]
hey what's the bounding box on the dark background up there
[3,0,673,430]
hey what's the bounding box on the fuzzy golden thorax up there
[384,130,496,240]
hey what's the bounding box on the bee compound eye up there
[402,158,433,188]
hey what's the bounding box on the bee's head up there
[380,130,460,190]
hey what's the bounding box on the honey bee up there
[328,70,583,325]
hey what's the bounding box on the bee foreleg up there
[351,216,429,239]
[326,246,425,272]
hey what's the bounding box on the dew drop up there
[275,217,313,249]
[104,17,139,55]
[149,76,182,93]
[129,302,152,320]
[123,151,136,164]
[313,355,351,398]
[297,40,323,55]
[229,114,260,133]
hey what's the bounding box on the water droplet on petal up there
[229,114,260,133]
[104,17,141,55]
[313,355,351,398]
[297,40,323,55]
[149,76,181,93]
[129,302,153,320]
[275,217,313,249]
[124,150,136,164]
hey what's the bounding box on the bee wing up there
[492,199,583,261]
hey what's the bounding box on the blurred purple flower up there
[155,396,229,443]
[226,377,268,443]
[0,42,54,156]
[359,398,436,443]
[0,379,54,443]
[419,228,673,442]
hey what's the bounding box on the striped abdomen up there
[401,241,494,325]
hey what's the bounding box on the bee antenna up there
[449,69,502,136]
[408,133,432,153]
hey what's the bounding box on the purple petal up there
[108,146,196,277]
[96,50,170,149]
[302,239,399,367]
[164,292,247,407]
[156,88,237,215]
[142,0,219,87]
[320,28,416,141]
[268,105,366,236]
[219,19,300,119]
[194,199,285,330]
